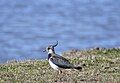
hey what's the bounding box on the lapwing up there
[43,41,82,82]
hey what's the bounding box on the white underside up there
[49,58,62,71]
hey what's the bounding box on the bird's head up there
[43,41,58,54]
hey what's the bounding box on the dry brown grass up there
[0,48,120,83]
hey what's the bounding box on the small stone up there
[82,63,86,67]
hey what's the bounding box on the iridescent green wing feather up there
[51,54,74,68]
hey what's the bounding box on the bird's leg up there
[59,70,62,82]
[55,70,59,82]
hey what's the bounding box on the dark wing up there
[50,54,74,69]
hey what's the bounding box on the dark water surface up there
[0,0,120,63]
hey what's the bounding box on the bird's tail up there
[73,66,82,70]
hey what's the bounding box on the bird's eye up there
[48,47,50,50]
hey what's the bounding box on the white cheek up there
[48,49,53,54]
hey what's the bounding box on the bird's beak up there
[43,49,46,52]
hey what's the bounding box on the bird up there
[43,41,82,82]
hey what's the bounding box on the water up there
[0,0,120,63]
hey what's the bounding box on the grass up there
[0,48,120,83]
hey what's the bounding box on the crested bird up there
[43,41,82,82]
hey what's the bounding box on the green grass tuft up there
[0,48,120,83]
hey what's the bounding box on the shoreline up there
[0,48,120,82]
